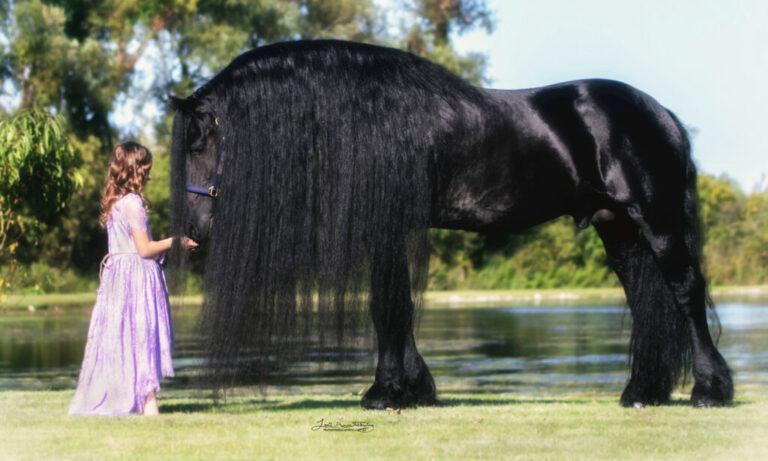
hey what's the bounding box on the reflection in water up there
[1,303,767,396]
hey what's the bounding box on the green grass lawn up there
[1,387,766,460]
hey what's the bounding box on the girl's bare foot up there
[143,392,159,416]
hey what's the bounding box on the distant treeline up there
[428,174,768,290]
[9,169,766,294]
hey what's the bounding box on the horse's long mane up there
[170,40,496,391]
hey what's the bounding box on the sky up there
[449,0,768,192]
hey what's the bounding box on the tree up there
[740,191,768,283]
[1,0,184,269]
[398,0,494,84]
[697,174,768,285]
[696,174,744,284]
[0,109,82,296]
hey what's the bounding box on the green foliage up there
[396,0,494,84]
[429,218,617,290]
[428,174,768,291]
[0,262,96,294]
[413,0,493,42]
[0,109,82,253]
[5,1,71,108]
[697,174,768,285]
[0,109,82,299]
[163,0,380,97]
[428,228,483,288]
[144,148,170,236]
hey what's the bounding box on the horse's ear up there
[168,95,194,113]
[169,95,215,119]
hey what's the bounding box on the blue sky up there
[451,0,768,192]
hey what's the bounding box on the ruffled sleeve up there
[122,193,148,233]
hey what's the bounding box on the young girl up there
[69,141,197,416]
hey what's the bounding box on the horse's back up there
[433,78,692,231]
[527,79,693,221]
[522,78,691,193]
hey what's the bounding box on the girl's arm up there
[131,229,173,258]
[124,194,197,257]
[130,230,198,258]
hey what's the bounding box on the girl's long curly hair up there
[99,141,153,226]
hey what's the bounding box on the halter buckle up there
[208,185,219,197]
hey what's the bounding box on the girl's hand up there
[180,236,199,251]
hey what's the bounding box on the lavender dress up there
[69,193,174,416]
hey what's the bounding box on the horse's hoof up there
[691,372,733,408]
[691,386,733,408]
[620,384,667,408]
[361,382,404,410]
[693,398,720,408]
[414,393,437,407]
[620,399,648,409]
[361,396,389,410]
[360,382,436,410]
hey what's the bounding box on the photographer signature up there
[311,418,374,433]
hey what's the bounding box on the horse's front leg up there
[361,246,437,409]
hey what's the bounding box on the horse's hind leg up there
[625,203,733,407]
[593,211,690,406]
[361,244,437,409]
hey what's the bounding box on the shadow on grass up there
[160,395,744,414]
[162,396,277,413]
[436,397,587,407]
[661,398,742,408]
[162,395,590,413]
[262,397,587,411]
[162,402,218,413]
[162,398,362,413]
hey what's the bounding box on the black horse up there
[169,39,733,409]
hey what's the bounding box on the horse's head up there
[169,95,220,244]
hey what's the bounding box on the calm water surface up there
[1,301,767,396]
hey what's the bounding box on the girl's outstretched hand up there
[180,236,199,252]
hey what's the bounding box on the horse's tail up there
[680,111,720,330]
[620,230,692,402]
[675,113,721,341]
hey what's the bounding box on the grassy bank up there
[0,292,203,310]
[1,388,766,460]
[3,285,768,310]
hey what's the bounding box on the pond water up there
[1,301,767,396]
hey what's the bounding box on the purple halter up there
[185,181,219,198]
